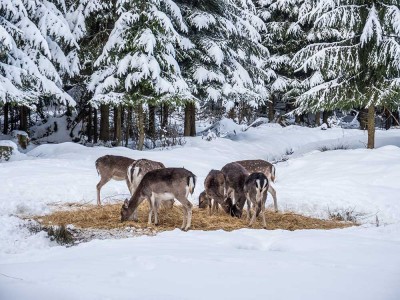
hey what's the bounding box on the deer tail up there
[187,175,196,194]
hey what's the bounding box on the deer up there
[244,172,269,228]
[235,159,278,212]
[121,168,196,231]
[221,162,250,218]
[95,155,135,206]
[198,191,210,209]
[204,169,231,215]
[127,158,166,194]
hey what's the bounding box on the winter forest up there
[1,1,400,300]
[1,0,399,149]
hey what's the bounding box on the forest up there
[1,0,400,150]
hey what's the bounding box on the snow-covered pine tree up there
[292,0,400,148]
[257,0,308,120]
[178,0,270,118]
[0,0,78,108]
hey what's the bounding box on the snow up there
[1,126,400,299]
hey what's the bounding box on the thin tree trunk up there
[126,107,132,147]
[184,103,191,136]
[137,104,144,150]
[184,102,196,137]
[3,103,9,134]
[268,98,274,122]
[19,106,28,132]
[322,111,330,127]
[162,103,168,128]
[114,105,122,146]
[367,105,375,149]
[148,104,156,138]
[100,104,110,142]
[315,111,321,126]
[10,105,14,131]
[87,104,93,142]
[93,108,98,143]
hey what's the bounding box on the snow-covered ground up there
[1,124,400,299]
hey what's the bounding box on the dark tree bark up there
[184,102,196,137]
[137,104,145,150]
[114,105,122,145]
[384,108,391,130]
[10,105,15,131]
[315,111,321,126]
[367,106,375,149]
[322,110,331,127]
[93,108,98,143]
[148,104,156,138]
[100,104,110,142]
[3,103,9,134]
[87,105,93,142]
[125,107,132,147]
[19,106,29,132]
[162,103,168,128]
[268,97,274,121]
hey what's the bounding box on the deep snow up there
[1,124,400,299]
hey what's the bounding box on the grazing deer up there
[121,168,196,231]
[204,169,231,215]
[127,159,165,194]
[244,173,269,228]
[198,191,210,209]
[221,162,250,218]
[235,159,278,212]
[95,155,135,206]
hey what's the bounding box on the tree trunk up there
[137,104,145,150]
[315,111,321,126]
[367,105,375,149]
[100,104,110,142]
[19,106,28,132]
[87,105,93,142]
[162,103,169,128]
[126,107,132,147]
[3,103,9,134]
[10,105,15,131]
[268,98,274,122]
[93,108,98,143]
[114,105,122,146]
[148,104,156,138]
[384,108,391,130]
[184,102,196,137]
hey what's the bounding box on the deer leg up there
[177,197,193,231]
[261,196,267,229]
[249,202,257,227]
[268,185,278,212]
[148,194,155,226]
[154,200,160,226]
[96,177,111,206]
[246,197,251,221]
[208,198,212,216]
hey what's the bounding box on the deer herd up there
[95,155,278,231]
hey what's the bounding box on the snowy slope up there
[1,125,400,300]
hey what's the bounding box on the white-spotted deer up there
[204,169,231,215]
[221,162,250,218]
[127,159,165,194]
[244,172,269,228]
[95,155,135,205]
[235,159,278,212]
[121,168,196,231]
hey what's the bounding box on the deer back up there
[96,155,135,180]
[127,158,165,184]
[235,159,275,182]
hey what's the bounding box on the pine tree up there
[0,0,78,107]
[292,0,400,148]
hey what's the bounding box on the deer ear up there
[123,199,129,208]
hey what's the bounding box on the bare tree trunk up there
[100,104,110,142]
[19,106,28,132]
[3,103,9,134]
[137,104,144,150]
[322,110,331,127]
[114,105,122,146]
[367,105,375,149]
[87,105,93,142]
[93,108,98,143]
[384,108,391,130]
[268,98,274,122]
[315,111,321,126]
[162,103,169,128]
[125,107,132,147]
[148,104,156,138]
[184,102,196,137]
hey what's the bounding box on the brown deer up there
[221,162,250,218]
[95,155,135,205]
[244,172,269,228]
[127,159,166,194]
[204,169,231,215]
[198,191,210,209]
[121,168,196,231]
[235,159,278,212]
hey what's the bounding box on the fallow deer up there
[204,169,231,215]
[244,172,269,228]
[198,191,210,209]
[221,162,250,218]
[121,168,196,231]
[95,155,135,205]
[235,159,278,212]
[127,159,166,194]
